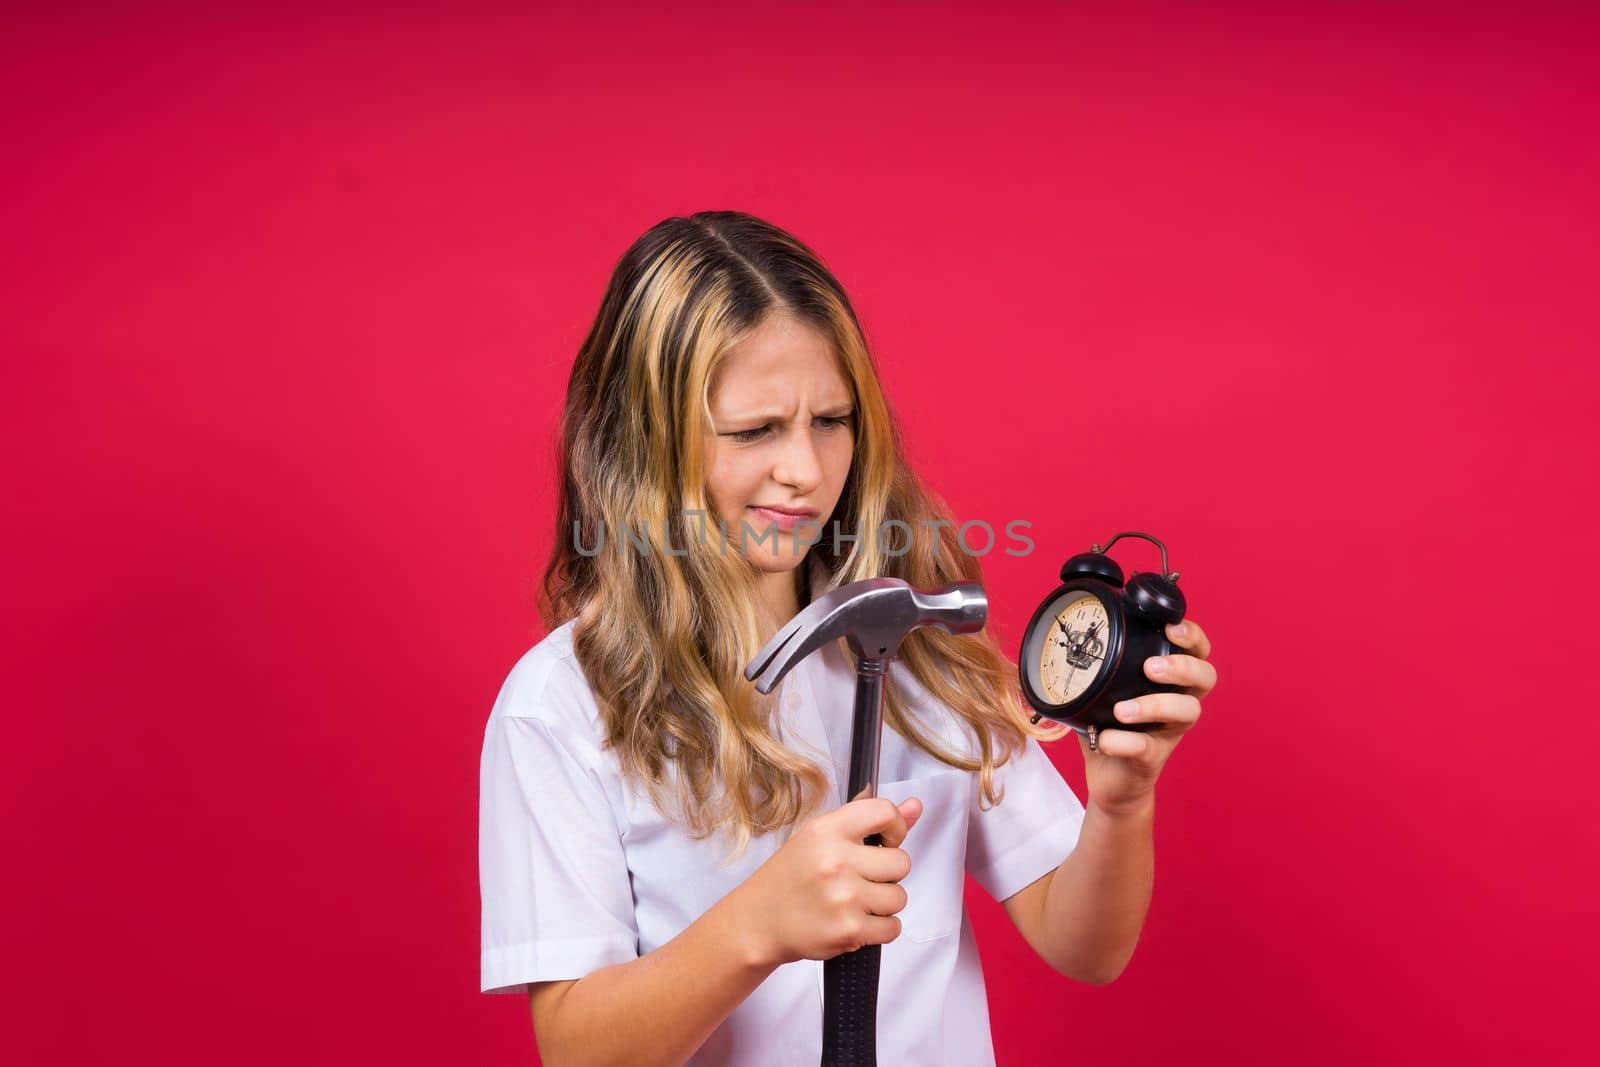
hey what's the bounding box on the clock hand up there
[1072,622,1097,653]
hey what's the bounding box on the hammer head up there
[744,577,988,694]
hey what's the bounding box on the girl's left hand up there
[1080,619,1216,817]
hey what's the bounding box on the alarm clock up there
[1019,531,1188,749]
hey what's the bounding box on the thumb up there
[899,796,923,831]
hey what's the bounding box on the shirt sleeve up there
[964,736,1085,903]
[479,709,640,994]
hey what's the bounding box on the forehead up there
[708,314,852,411]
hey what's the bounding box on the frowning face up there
[704,312,855,578]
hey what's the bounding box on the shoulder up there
[487,621,605,750]
[885,657,984,760]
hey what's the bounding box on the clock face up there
[1039,591,1110,705]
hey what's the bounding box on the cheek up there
[823,434,855,486]
[706,453,762,510]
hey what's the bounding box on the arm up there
[1002,795,1154,985]
[1002,619,1215,984]
[529,884,776,1067]
[528,796,924,1067]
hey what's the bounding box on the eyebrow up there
[718,404,856,422]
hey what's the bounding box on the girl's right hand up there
[736,793,923,967]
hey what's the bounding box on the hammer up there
[745,577,988,1067]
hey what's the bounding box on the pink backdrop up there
[5,4,1596,1065]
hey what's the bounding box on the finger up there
[1087,727,1157,761]
[878,798,922,848]
[855,843,912,884]
[1166,619,1212,660]
[860,879,910,919]
[838,795,908,842]
[857,913,903,949]
[1144,653,1217,695]
[1113,692,1202,727]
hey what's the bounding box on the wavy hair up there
[539,210,1065,860]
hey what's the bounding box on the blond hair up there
[540,210,1063,860]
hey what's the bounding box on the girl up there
[479,211,1216,1067]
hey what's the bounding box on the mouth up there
[747,505,821,531]
[749,505,820,518]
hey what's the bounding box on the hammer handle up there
[822,940,880,1067]
[823,657,890,1067]
[822,828,883,1066]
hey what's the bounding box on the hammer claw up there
[743,577,987,694]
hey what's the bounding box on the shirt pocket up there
[876,769,970,943]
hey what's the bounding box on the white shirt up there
[479,603,1086,1066]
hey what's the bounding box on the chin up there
[746,544,812,573]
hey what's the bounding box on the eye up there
[726,424,772,443]
[816,413,854,432]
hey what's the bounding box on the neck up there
[756,563,808,631]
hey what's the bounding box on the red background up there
[5,4,1596,1064]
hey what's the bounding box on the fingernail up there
[1147,657,1169,675]
[1114,700,1139,721]
[1170,622,1187,638]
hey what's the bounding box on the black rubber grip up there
[821,829,884,1066]
[821,943,880,1066]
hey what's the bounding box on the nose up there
[771,424,823,492]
